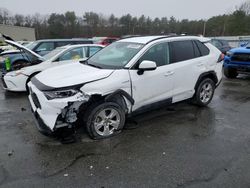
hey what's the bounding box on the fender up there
[105,89,135,105]
[194,71,218,91]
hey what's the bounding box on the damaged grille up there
[31,90,41,109]
[231,53,250,62]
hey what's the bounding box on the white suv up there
[28,36,223,139]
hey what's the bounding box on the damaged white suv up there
[28,36,223,139]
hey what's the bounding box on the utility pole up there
[203,20,207,37]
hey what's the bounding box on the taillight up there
[217,53,225,63]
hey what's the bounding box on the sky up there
[0,0,247,20]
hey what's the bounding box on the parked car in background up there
[17,41,33,46]
[92,37,119,46]
[224,43,250,78]
[28,35,223,139]
[2,42,104,92]
[0,38,93,70]
[211,39,232,54]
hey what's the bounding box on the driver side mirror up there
[138,60,157,75]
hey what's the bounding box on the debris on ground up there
[8,150,14,156]
[21,108,26,112]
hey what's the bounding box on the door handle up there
[164,71,174,77]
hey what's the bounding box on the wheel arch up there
[194,71,218,91]
[77,89,134,123]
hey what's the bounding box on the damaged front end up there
[59,101,86,128]
[28,82,90,137]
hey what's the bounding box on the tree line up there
[0,1,250,39]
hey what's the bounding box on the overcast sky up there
[1,0,247,20]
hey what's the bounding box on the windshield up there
[43,47,66,61]
[25,41,39,50]
[87,42,143,69]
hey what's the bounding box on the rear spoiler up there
[199,37,211,43]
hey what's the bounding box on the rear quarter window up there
[194,40,210,56]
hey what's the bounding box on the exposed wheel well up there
[77,91,131,124]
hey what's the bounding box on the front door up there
[129,42,175,111]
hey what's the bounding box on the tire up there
[224,67,238,79]
[84,102,126,139]
[193,78,215,107]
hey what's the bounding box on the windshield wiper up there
[83,60,102,69]
[87,63,103,69]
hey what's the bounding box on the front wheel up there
[84,102,126,139]
[193,78,215,107]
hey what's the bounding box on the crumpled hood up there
[35,62,114,89]
[0,49,20,55]
[4,40,43,59]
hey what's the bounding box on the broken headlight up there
[44,89,79,100]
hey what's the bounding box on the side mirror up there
[137,60,157,75]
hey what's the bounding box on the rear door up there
[170,40,209,103]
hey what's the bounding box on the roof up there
[36,38,92,42]
[118,35,211,44]
[119,36,167,44]
[57,44,104,50]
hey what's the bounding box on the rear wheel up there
[224,67,238,78]
[193,78,215,107]
[84,102,126,139]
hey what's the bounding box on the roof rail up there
[145,34,178,44]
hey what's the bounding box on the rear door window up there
[192,41,201,58]
[170,40,195,63]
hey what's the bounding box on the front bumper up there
[224,63,250,72]
[224,57,250,72]
[1,74,28,92]
[28,82,89,136]
[31,107,54,136]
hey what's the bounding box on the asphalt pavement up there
[0,76,250,188]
